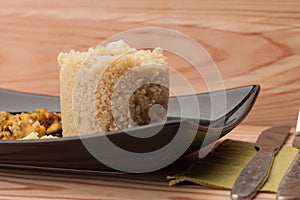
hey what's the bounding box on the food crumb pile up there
[0,108,62,140]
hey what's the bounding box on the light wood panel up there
[0,126,285,200]
[0,0,299,126]
[0,0,299,199]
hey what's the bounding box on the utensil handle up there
[277,151,300,200]
[231,148,275,200]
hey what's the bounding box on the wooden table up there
[0,0,299,199]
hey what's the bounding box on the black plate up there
[0,85,260,172]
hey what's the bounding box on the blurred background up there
[0,0,299,126]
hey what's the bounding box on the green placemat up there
[167,139,298,192]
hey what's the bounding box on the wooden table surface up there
[0,0,300,199]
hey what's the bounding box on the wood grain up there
[0,0,299,199]
[0,0,299,126]
[0,126,284,200]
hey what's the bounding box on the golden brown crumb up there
[0,108,62,140]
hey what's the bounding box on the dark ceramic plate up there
[0,85,260,172]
